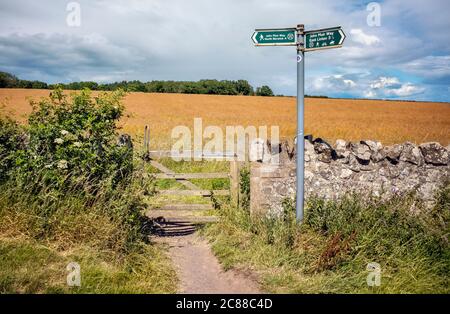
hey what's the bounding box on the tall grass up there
[0,167,178,293]
[0,169,150,251]
[203,184,449,293]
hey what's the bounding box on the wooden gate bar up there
[150,160,201,191]
[153,172,229,179]
[157,190,230,196]
[154,204,214,210]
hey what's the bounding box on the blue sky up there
[0,0,449,102]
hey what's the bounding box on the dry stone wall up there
[250,138,450,216]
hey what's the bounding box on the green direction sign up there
[304,27,346,51]
[252,28,297,46]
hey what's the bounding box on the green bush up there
[0,111,25,182]
[12,88,132,189]
[0,88,147,252]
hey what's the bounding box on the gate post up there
[230,160,241,208]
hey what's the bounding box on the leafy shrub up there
[13,88,132,189]
[0,110,25,182]
[0,88,147,252]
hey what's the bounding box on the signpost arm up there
[296,24,305,222]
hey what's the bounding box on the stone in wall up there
[250,138,449,217]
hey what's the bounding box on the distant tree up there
[82,81,99,90]
[235,80,253,95]
[1,72,277,98]
[62,81,98,90]
[0,72,19,88]
[30,81,48,89]
[256,85,274,96]
[66,82,81,90]
[182,82,200,94]
[18,80,33,89]
[126,80,145,92]
[146,81,165,93]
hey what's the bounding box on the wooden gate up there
[143,126,241,212]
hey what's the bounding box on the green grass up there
[202,185,450,294]
[156,158,229,174]
[0,238,176,294]
[0,167,178,294]
[147,158,230,190]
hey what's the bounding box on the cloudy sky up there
[0,0,449,101]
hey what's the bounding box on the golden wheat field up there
[1,88,449,148]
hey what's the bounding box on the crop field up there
[1,88,449,148]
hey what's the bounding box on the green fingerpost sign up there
[252,28,297,46]
[304,27,346,51]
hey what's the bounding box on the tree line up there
[0,71,275,96]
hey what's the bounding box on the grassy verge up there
[0,173,177,294]
[202,184,449,293]
[0,237,175,294]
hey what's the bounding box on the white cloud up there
[383,83,425,97]
[366,77,424,98]
[273,75,296,87]
[402,55,450,82]
[343,79,356,88]
[364,90,376,98]
[369,77,400,89]
[310,74,358,93]
[310,74,425,99]
[350,29,380,46]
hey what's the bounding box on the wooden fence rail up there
[157,190,230,196]
[153,173,229,179]
[147,150,237,160]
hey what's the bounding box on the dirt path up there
[152,218,261,294]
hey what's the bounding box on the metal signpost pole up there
[252,24,345,222]
[296,24,305,222]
